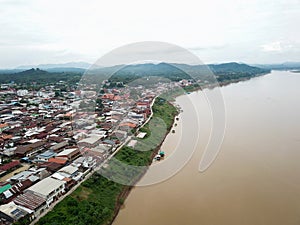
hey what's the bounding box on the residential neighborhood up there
[0,77,185,224]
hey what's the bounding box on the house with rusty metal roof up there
[13,192,46,219]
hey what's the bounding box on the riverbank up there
[161,72,269,101]
[112,70,300,225]
[35,97,178,225]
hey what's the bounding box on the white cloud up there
[261,40,298,53]
[261,41,283,52]
[0,0,299,67]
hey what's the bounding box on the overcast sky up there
[0,0,299,68]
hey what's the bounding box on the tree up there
[55,91,62,97]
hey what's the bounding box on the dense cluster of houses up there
[0,81,162,224]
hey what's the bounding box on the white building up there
[16,89,28,96]
[58,165,79,178]
[52,165,82,182]
[25,177,66,207]
[0,202,29,223]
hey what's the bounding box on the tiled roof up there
[48,157,67,165]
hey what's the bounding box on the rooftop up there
[36,150,56,159]
[50,141,68,151]
[0,202,28,220]
[0,184,12,194]
[15,141,46,155]
[38,161,64,172]
[78,135,101,145]
[137,132,147,138]
[26,177,65,198]
[9,171,35,182]
[14,192,45,210]
[58,165,78,175]
[0,161,20,172]
[56,148,79,157]
[48,157,67,165]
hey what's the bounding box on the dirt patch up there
[0,164,31,182]
[73,186,92,201]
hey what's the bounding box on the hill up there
[107,62,270,83]
[209,62,270,82]
[0,63,270,85]
[0,68,82,84]
[16,62,92,70]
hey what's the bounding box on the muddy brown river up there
[113,70,300,225]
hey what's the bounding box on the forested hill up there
[0,63,270,85]
[209,62,270,81]
[0,68,82,84]
[210,62,267,74]
[108,62,270,83]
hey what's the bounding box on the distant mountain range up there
[0,61,298,74]
[16,61,92,70]
[103,62,270,84]
[252,62,300,70]
[3,62,92,74]
[0,62,271,85]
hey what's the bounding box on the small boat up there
[159,151,165,157]
[154,154,161,161]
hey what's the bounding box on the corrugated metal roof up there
[14,192,45,210]
[58,165,78,175]
[26,177,65,198]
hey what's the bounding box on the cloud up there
[261,41,283,52]
[261,40,298,53]
[0,0,300,67]
[261,40,300,52]
[188,45,228,51]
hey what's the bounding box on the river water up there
[113,70,300,225]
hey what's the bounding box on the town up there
[0,77,191,224]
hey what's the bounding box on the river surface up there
[113,70,300,225]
